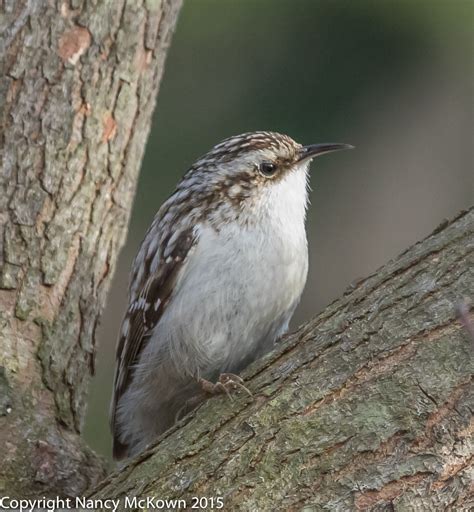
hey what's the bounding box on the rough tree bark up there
[0,0,182,498]
[92,209,473,511]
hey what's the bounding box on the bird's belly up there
[162,223,308,376]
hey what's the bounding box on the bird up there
[110,131,352,459]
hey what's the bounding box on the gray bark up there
[92,208,474,511]
[0,0,182,498]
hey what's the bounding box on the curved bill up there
[297,143,354,163]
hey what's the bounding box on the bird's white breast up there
[152,166,310,377]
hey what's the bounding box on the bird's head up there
[164,131,352,228]
[181,131,352,200]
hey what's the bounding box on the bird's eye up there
[259,162,278,177]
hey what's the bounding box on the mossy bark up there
[92,209,473,511]
[0,0,182,498]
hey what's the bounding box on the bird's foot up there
[199,373,252,401]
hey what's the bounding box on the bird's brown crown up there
[195,131,301,165]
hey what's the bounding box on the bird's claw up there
[199,373,253,400]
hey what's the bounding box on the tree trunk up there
[92,208,473,511]
[0,0,182,498]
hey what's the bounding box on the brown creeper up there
[110,131,352,459]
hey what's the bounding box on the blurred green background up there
[84,0,473,460]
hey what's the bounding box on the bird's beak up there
[297,143,354,163]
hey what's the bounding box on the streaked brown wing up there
[110,228,196,458]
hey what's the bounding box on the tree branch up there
[92,208,473,511]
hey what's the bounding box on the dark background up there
[84,0,473,459]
